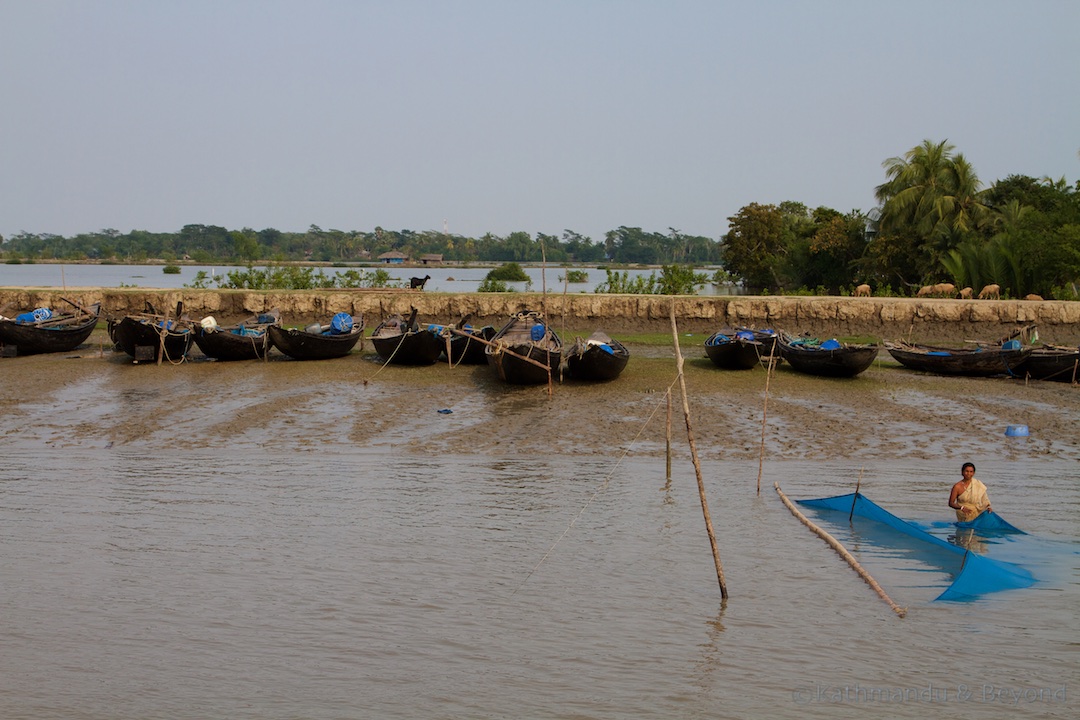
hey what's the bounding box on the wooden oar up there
[60,297,97,317]
[445,326,553,373]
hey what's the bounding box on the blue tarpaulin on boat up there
[329,313,353,334]
[16,308,53,323]
[796,493,1035,601]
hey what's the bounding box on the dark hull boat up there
[1015,345,1080,383]
[778,334,878,378]
[192,311,280,361]
[485,310,562,385]
[448,323,496,365]
[267,313,364,360]
[110,315,193,363]
[0,302,101,356]
[704,327,778,369]
[883,340,1032,377]
[370,309,444,366]
[565,331,630,381]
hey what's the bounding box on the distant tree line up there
[3,140,1078,298]
[0,225,720,267]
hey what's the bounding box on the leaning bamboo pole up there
[774,481,906,618]
[669,300,728,599]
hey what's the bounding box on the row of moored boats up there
[703,325,1079,383]
[0,301,630,385]
[3,301,1076,384]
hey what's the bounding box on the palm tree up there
[874,140,994,280]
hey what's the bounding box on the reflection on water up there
[0,443,1077,718]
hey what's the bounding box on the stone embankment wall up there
[2,287,1078,344]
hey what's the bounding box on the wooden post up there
[669,300,728,599]
[665,388,672,487]
[157,307,170,366]
[756,353,776,496]
[849,468,864,522]
[775,482,905,618]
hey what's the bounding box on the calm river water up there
[0,263,738,295]
[1,411,1076,718]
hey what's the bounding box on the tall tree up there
[721,203,785,290]
[874,139,993,283]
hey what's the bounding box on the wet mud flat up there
[3,331,1078,467]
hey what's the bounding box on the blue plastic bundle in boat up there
[736,330,756,341]
[16,307,53,323]
[427,324,444,333]
[796,492,1034,601]
[329,313,353,335]
[598,343,614,354]
[530,324,546,341]
[1002,339,1022,350]
[820,338,841,350]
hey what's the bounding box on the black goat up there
[410,275,431,290]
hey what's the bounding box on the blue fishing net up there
[796,493,1035,601]
[957,511,1026,534]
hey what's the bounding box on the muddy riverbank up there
[2,328,1078,466]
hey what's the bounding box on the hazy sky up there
[2,0,1077,243]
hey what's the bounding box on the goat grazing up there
[410,275,431,290]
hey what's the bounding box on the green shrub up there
[478,277,510,292]
[486,262,530,281]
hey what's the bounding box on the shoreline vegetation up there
[1,288,1078,347]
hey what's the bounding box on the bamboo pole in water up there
[669,300,728,599]
[774,481,906,618]
[756,353,776,496]
[849,468,864,522]
[665,389,672,487]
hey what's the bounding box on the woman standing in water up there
[949,462,993,522]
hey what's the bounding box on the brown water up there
[1,356,1078,719]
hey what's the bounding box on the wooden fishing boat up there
[0,300,101,356]
[565,331,630,381]
[109,302,194,363]
[446,316,496,365]
[267,313,364,360]
[1014,345,1080,383]
[370,308,443,366]
[192,310,280,361]
[485,310,562,385]
[883,339,1032,377]
[704,327,778,369]
[777,333,879,378]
